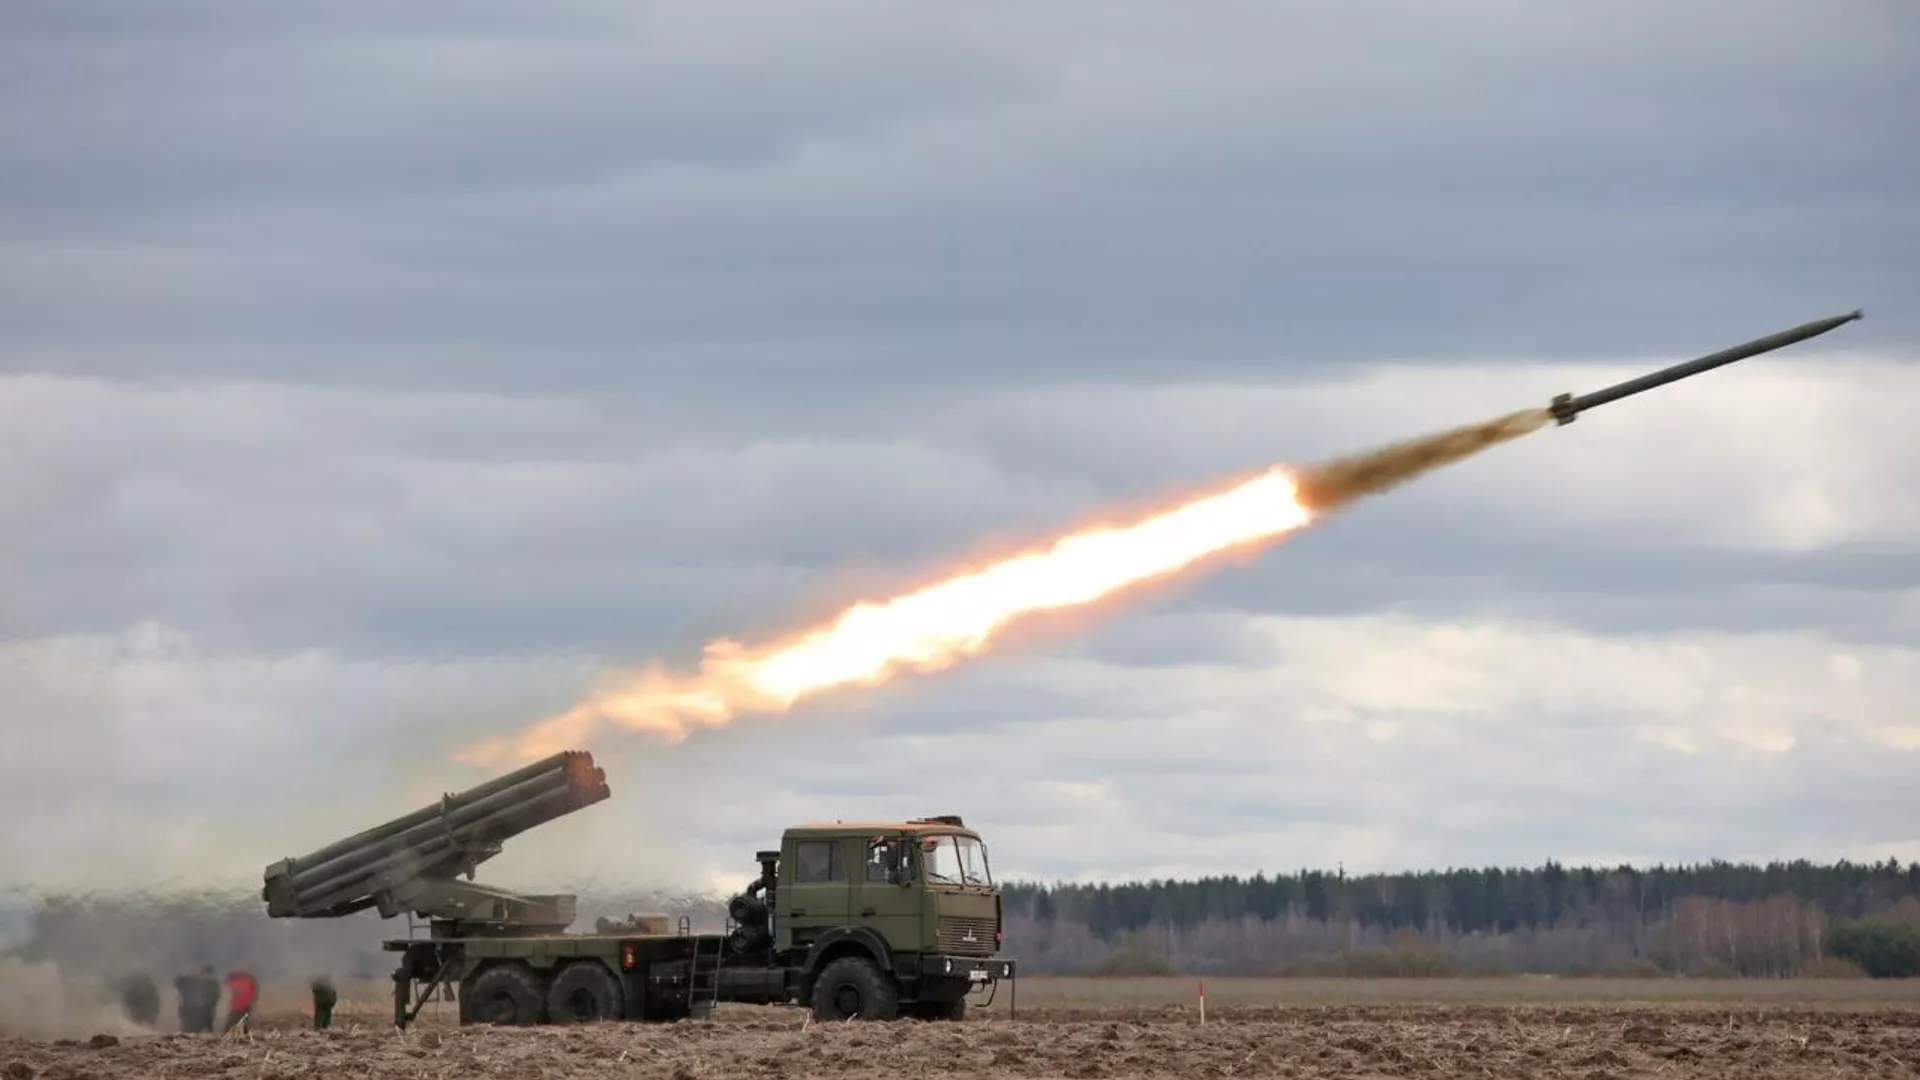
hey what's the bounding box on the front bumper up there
[918,954,1015,982]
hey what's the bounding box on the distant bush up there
[1564,957,1668,979]
[1091,933,1175,977]
[1272,954,1344,977]
[1801,956,1868,979]
[1452,956,1516,977]
[1683,958,1740,979]
[1829,919,1920,978]
[1276,947,1462,978]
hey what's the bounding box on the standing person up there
[196,966,222,1032]
[174,966,218,1032]
[310,975,337,1030]
[171,968,195,1031]
[222,968,259,1033]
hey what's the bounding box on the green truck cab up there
[770,816,1009,1020]
[264,752,1016,1026]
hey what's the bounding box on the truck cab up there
[772,815,1011,1021]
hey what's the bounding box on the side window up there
[794,840,843,883]
[865,839,905,883]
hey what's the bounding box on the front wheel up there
[809,957,900,1021]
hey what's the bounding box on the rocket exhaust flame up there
[456,409,1549,767]
[456,311,1860,766]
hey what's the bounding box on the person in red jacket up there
[222,969,259,1033]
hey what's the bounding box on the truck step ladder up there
[687,933,723,1020]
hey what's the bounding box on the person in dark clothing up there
[119,973,160,1027]
[310,975,337,1030]
[171,970,193,1030]
[173,966,220,1032]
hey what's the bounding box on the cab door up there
[778,836,852,952]
[855,836,923,955]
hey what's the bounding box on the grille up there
[936,916,997,956]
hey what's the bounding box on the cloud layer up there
[2,0,1915,894]
[5,0,1915,389]
[5,358,1916,892]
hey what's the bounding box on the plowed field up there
[7,979,1918,1080]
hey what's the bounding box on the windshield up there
[920,834,991,887]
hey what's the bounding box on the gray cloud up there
[2,0,1914,394]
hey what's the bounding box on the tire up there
[809,956,900,1022]
[909,997,967,1022]
[546,961,625,1024]
[461,964,547,1026]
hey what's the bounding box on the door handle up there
[860,907,876,916]
[789,909,807,916]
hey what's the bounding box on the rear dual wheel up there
[548,962,625,1023]
[458,962,625,1026]
[461,965,546,1026]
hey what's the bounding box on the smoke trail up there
[459,406,1554,764]
[1294,408,1553,513]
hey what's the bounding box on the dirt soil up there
[6,1003,1919,1080]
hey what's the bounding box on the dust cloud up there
[1294,408,1553,513]
[0,891,385,1039]
[0,888,728,1039]
[0,957,151,1041]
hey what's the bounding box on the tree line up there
[999,858,1920,978]
[8,859,1919,991]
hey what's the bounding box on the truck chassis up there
[386,923,1018,1026]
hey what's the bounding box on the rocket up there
[1547,310,1863,425]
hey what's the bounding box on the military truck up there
[261,750,1016,1027]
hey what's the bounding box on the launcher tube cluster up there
[262,750,609,919]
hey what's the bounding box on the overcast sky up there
[3,0,1916,898]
